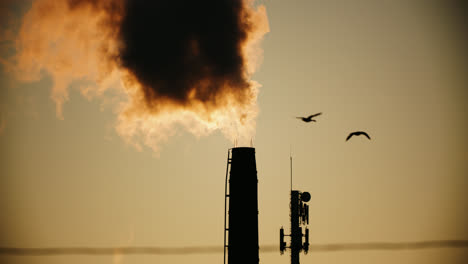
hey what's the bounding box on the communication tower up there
[280,156,310,264]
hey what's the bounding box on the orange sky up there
[1,1,468,264]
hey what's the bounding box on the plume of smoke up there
[8,0,269,152]
[12,0,122,117]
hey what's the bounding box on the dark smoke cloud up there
[65,0,258,111]
[1,240,468,256]
[8,0,268,151]
[119,1,252,110]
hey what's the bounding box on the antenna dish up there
[301,192,311,202]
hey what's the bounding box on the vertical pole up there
[290,155,292,192]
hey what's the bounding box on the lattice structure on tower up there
[280,190,310,264]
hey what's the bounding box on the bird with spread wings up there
[296,112,322,123]
[346,131,371,141]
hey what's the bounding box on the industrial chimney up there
[224,147,259,264]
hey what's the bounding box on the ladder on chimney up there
[224,148,232,264]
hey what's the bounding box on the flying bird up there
[296,112,322,122]
[346,131,371,141]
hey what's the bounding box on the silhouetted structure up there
[280,190,310,264]
[224,147,259,264]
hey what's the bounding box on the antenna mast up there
[290,148,292,192]
[280,149,310,264]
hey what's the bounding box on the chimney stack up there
[224,147,259,264]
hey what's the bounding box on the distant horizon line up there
[1,239,468,256]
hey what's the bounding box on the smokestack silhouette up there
[225,147,259,264]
